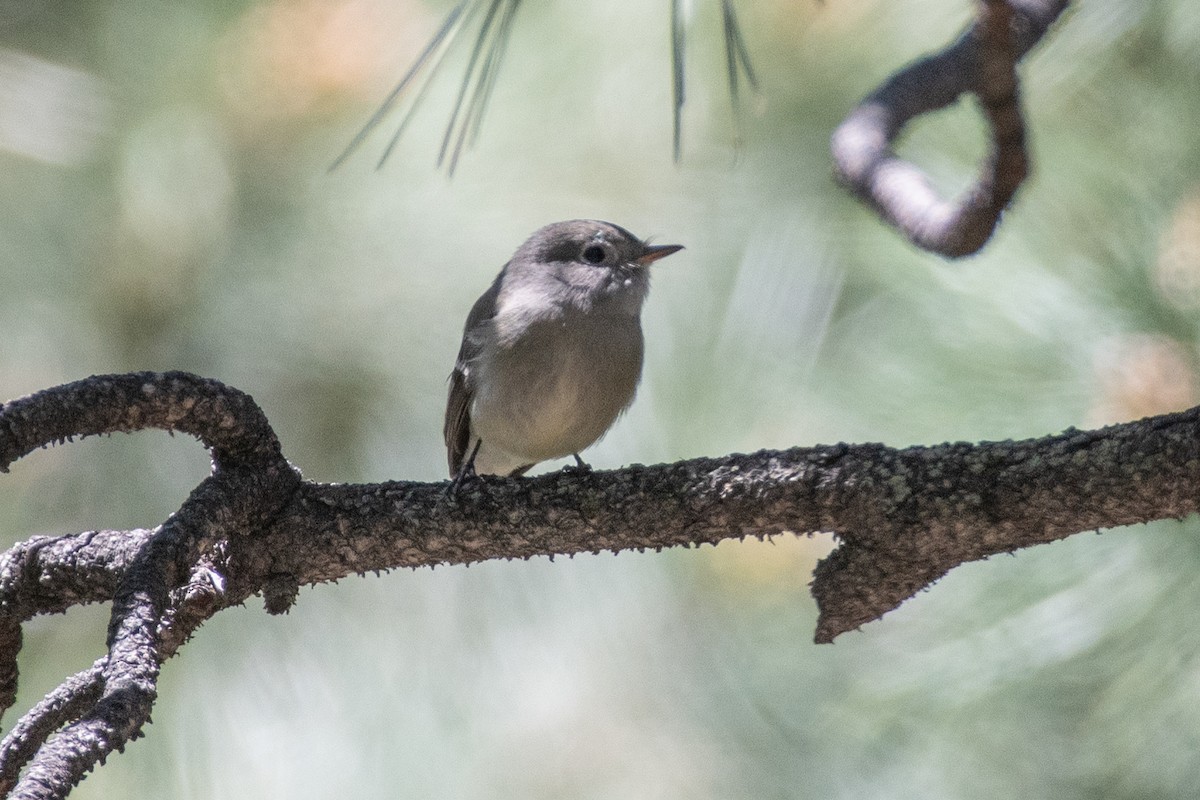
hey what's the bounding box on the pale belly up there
[469,314,644,471]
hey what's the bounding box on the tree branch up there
[2,371,1197,797]
[1,373,299,798]
[1,662,104,800]
[831,0,1070,257]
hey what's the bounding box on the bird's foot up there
[561,453,593,475]
[447,439,485,499]
[446,467,480,500]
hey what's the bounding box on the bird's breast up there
[470,310,644,462]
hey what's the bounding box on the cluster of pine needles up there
[330,0,759,174]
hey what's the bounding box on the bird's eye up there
[582,244,607,265]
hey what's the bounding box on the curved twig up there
[831,0,1069,257]
[0,372,285,472]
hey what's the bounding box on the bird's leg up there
[563,453,592,474]
[447,438,484,497]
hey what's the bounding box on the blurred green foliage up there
[3,0,1200,797]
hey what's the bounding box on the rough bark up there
[1,370,1196,797]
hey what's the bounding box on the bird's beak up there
[636,243,684,266]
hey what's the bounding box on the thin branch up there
[831,0,1069,257]
[0,618,18,720]
[0,562,226,797]
[10,582,219,800]
[0,531,148,622]
[0,661,104,798]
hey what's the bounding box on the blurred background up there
[3,0,1200,796]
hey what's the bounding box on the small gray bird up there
[444,220,683,478]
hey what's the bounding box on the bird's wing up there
[443,368,473,476]
[444,266,506,476]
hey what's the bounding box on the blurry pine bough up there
[328,0,759,174]
[332,0,1068,258]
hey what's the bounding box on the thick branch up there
[831,0,1069,256]
[3,372,1199,797]
[236,413,1200,644]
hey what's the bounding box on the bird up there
[444,219,683,479]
